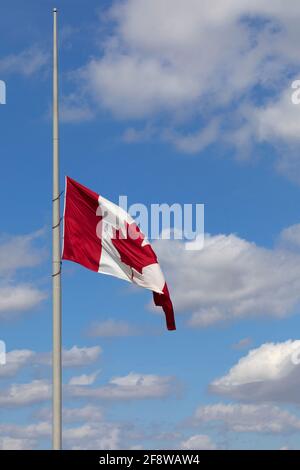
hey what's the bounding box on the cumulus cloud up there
[278,223,300,251]
[34,405,104,424]
[87,319,142,337]
[69,370,100,386]
[164,120,220,155]
[253,89,300,143]
[64,0,300,176]
[232,338,253,350]
[0,231,46,319]
[60,94,94,123]
[194,403,300,433]
[0,349,35,378]
[0,369,175,409]
[180,434,216,450]
[0,380,51,407]
[63,421,138,450]
[61,346,102,367]
[0,421,51,449]
[0,416,136,450]
[0,285,46,318]
[32,408,140,449]
[122,125,156,143]
[0,421,51,439]
[38,345,102,368]
[210,340,300,403]
[0,406,146,449]
[0,230,45,276]
[0,46,48,77]
[239,89,300,180]
[154,225,300,327]
[82,0,293,119]
[68,372,178,401]
[63,406,104,423]
[0,346,102,379]
[0,437,37,450]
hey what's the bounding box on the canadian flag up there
[62,177,176,330]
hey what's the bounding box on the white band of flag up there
[62,177,176,331]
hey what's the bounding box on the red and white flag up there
[62,177,176,330]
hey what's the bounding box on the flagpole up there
[52,7,62,450]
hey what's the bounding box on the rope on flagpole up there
[52,190,64,203]
[52,217,62,230]
[52,262,62,278]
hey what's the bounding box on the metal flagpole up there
[52,7,62,450]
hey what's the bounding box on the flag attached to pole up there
[62,177,176,330]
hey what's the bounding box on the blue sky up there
[1,0,300,450]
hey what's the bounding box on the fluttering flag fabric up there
[62,177,176,330]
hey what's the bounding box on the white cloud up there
[0,413,138,450]
[0,407,149,450]
[194,403,300,433]
[84,53,201,119]
[77,3,296,120]
[0,46,48,77]
[0,231,46,319]
[64,406,104,423]
[63,419,144,450]
[68,372,177,400]
[0,421,51,449]
[39,345,102,367]
[228,86,300,180]
[0,369,174,413]
[0,349,35,378]
[0,231,45,276]
[164,120,219,154]
[232,338,253,350]
[210,340,300,403]
[0,346,101,379]
[63,422,124,450]
[60,94,94,123]
[278,223,300,250]
[0,285,46,318]
[180,434,216,450]
[253,89,300,143]
[0,415,140,450]
[0,369,175,406]
[0,437,37,450]
[83,0,283,119]
[154,226,300,327]
[122,125,156,143]
[61,346,102,367]
[63,424,100,441]
[0,380,51,407]
[34,405,104,424]
[0,421,51,439]
[64,0,300,179]
[87,319,141,337]
[69,370,100,386]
